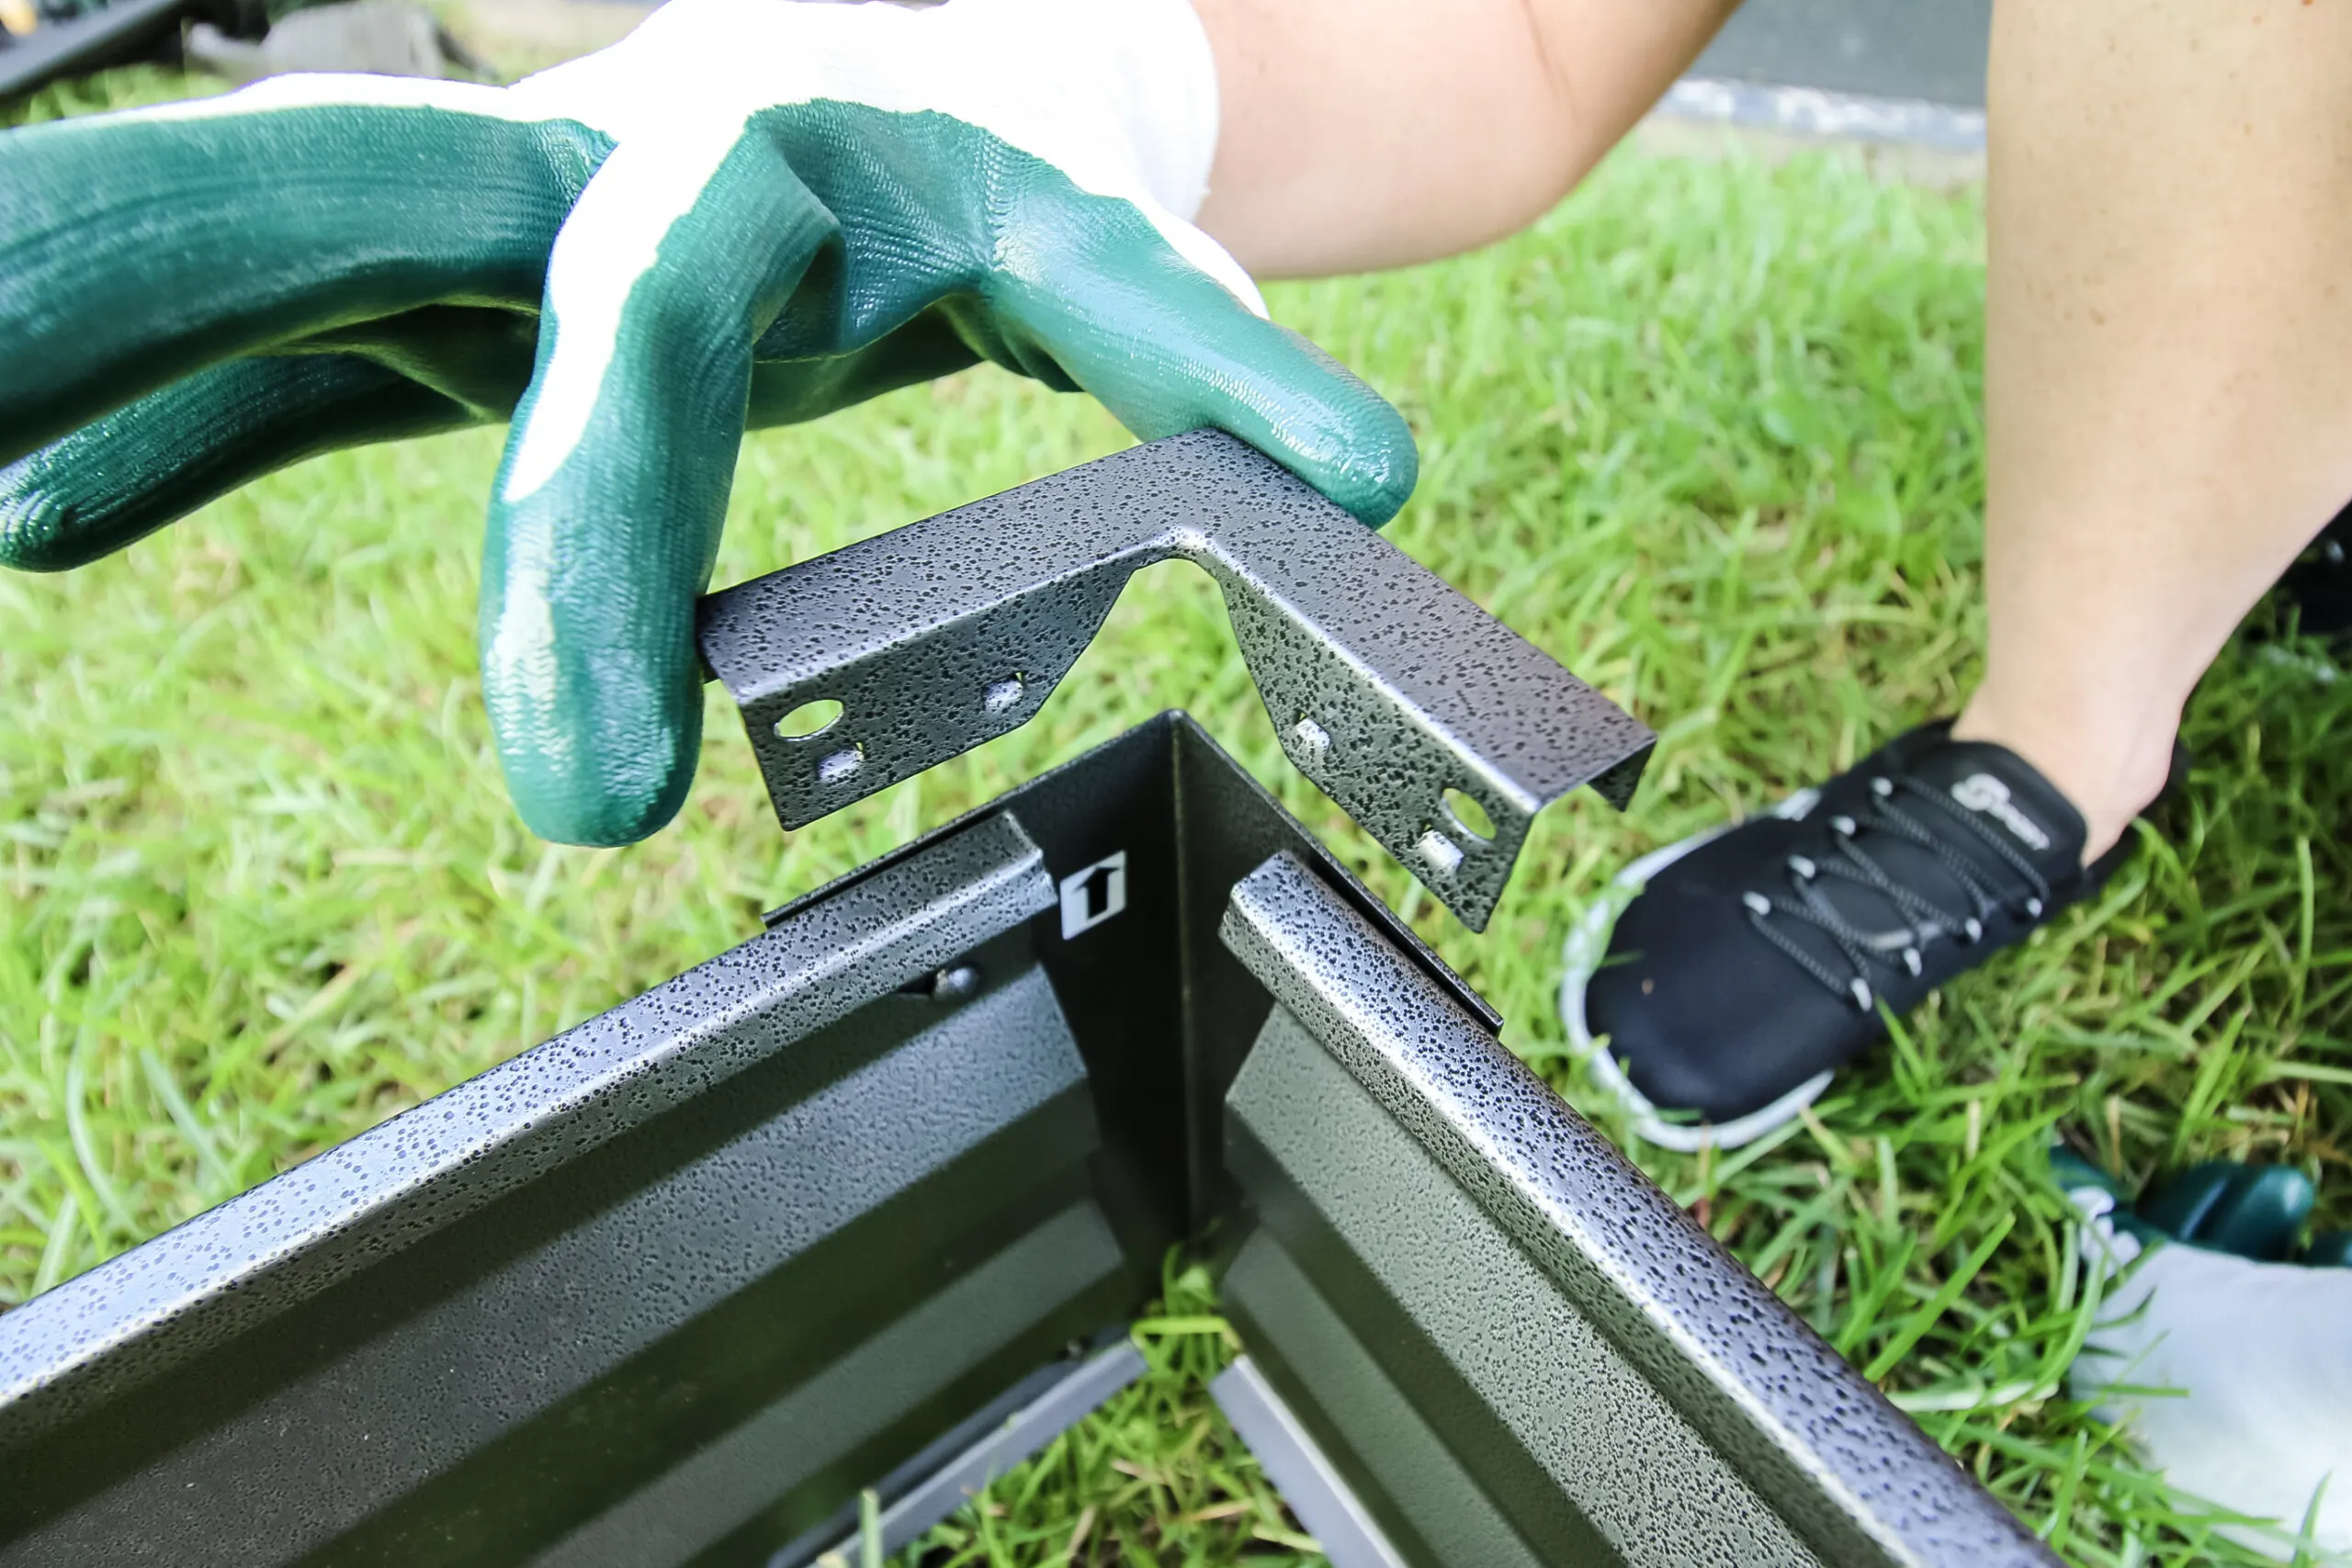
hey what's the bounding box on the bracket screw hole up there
[983,677,1025,715]
[817,747,864,785]
[1291,717,1331,757]
[775,698,843,741]
[1442,787,1496,842]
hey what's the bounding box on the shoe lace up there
[1741,773,2055,1013]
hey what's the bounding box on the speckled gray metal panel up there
[0,719,2050,1567]
[1691,0,1991,107]
[1220,1231,1562,1568]
[1228,1008,1803,1565]
[1216,852,2058,1568]
[0,810,1050,1450]
[696,428,1655,931]
[517,1201,1126,1568]
[0,813,1134,1567]
[793,1342,1148,1568]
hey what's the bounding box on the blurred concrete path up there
[1647,0,1988,184]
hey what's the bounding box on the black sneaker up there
[1559,721,2148,1151]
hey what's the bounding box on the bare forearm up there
[1191,0,1736,277]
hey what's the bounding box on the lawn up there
[6,69,2350,1568]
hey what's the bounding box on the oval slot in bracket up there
[695,430,1655,931]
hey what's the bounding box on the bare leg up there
[1954,0,2352,860]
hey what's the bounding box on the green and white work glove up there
[2060,1152,2352,1560]
[0,0,1417,846]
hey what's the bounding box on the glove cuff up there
[1016,0,1221,221]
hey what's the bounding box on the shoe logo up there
[1950,773,2052,851]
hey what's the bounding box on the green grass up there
[6,71,2351,1568]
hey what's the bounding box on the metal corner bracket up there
[698,429,1655,931]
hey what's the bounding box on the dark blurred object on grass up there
[185,0,481,83]
[0,0,251,105]
[2277,501,2352,649]
[0,0,473,105]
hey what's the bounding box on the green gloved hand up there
[2056,1151,2352,1560]
[0,0,1417,846]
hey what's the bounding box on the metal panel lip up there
[1210,1355,1411,1568]
[793,1341,1148,1568]
[761,800,1039,932]
[520,1201,1128,1568]
[0,810,1054,1446]
[1217,852,2057,1568]
[765,1337,1131,1568]
[701,429,1655,931]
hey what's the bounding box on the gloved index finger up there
[976,163,1417,528]
[481,114,838,848]
[0,77,604,468]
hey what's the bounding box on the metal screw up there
[930,964,981,1002]
[1416,829,1464,877]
